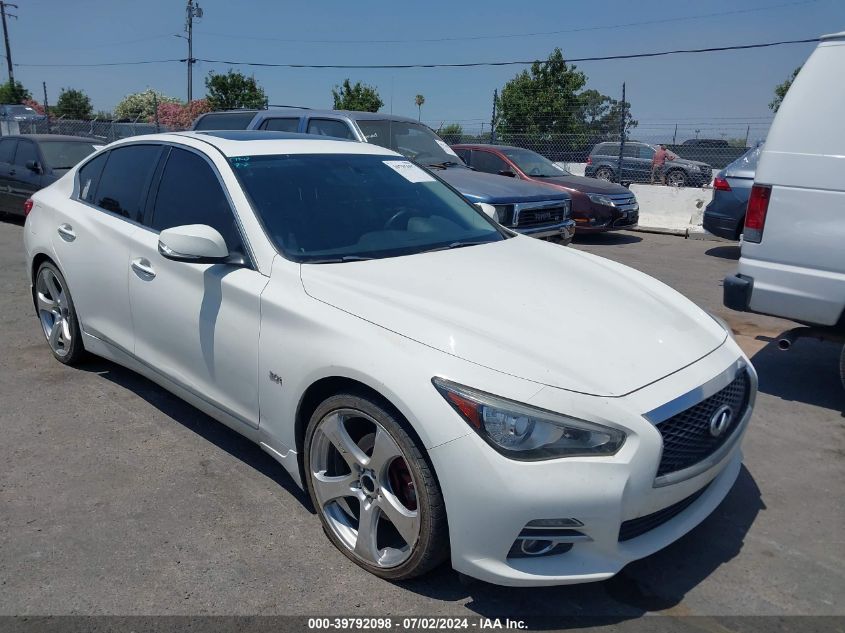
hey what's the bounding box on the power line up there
[15,37,820,70]
[195,0,820,45]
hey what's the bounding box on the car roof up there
[451,144,525,152]
[109,131,403,158]
[251,107,420,124]
[1,134,99,143]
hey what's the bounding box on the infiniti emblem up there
[709,404,733,437]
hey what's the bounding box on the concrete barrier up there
[629,183,711,235]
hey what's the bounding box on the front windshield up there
[8,105,36,115]
[355,120,465,168]
[40,141,98,170]
[501,147,570,177]
[231,153,504,262]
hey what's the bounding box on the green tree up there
[205,71,267,111]
[332,79,383,112]
[496,48,587,139]
[0,80,32,104]
[769,66,801,113]
[578,89,637,140]
[437,123,464,144]
[114,89,180,121]
[414,94,425,121]
[54,88,94,120]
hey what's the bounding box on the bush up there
[115,89,180,121]
[156,99,212,129]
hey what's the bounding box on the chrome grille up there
[606,192,638,212]
[515,204,566,228]
[656,369,751,477]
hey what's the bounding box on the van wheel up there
[595,167,614,182]
[839,344,845,390]
[666,169,687,187]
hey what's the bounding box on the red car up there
[452,144,639,233]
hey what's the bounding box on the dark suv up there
[585,141,712,188]
[192,109,575,242]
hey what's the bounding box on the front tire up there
[595,166,614,182]
[666,169,687,187]
[34,262,85,365]
[304,392,448,580]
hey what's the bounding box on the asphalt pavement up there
[1,218,843,624]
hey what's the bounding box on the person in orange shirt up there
[651,144,677,184]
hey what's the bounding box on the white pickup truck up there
[723,31,845,387]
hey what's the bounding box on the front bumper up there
[429,343,755,586]
[512,218,576,243]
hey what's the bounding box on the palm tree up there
[414,94,425,121]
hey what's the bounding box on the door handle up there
[130,258,156,279]
[57,223,76,241]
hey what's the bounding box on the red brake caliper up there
[387,459,417,511]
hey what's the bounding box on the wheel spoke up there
[378,494,419,547]
[320,413,368,468]
[36,292,57,314]
[353,500,381,564]
[48,319,62,349]
[312,471,357,504]
[61,317,71,342]
[45,273,62,304]
[368,427,402,472]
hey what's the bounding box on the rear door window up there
[150,147,243,253]
[77,152,109,203]
[260,117,300,132]
[471,151,510,175]
[306,118,356,140]
[94,145,162,221]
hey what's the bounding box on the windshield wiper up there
[305,255,375,264]
[425,161,460,169]
[422,240,491,254]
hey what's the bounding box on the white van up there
[723,31,845,384]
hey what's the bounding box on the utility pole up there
[616,83,626,185]
[0,1,18,84]
[490,88,498,144]
[185,0,203,102]
[42,81,50,133]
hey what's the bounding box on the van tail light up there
[23,198,34,216]
[744,185,771,243]
[586,156,592,165]
[713,176,731,191]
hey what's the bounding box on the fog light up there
[508,539,573,558]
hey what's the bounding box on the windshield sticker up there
[435,140,459,157]
[383,160,436,183]
[231,156,251,168]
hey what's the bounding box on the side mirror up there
[498,169,516,178]
[158,224,230,263]
[26,160,42,174]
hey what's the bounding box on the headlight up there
[587,193,615,207]
[432,378,626,460]
[688,165,700,171]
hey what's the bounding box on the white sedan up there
[23,131,756,586]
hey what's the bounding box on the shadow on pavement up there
[704,245,740,260]
[573,232,643,246]
[76,357,312,508]
[751,335,844,413]
[400,466,762,625]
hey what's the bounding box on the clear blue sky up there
[10,0,845,142]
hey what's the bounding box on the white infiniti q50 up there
[23,131,756,586]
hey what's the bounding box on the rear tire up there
[304,392,449,581]
[34,262,85,365]
[595,167,614,182]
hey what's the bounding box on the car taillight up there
[23,198,34,216]
[586,156,592,165]
[744,185,771,243]
[713,176,731,191]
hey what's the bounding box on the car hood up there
[300,237,726,397]
[432,166,570,204]
[532,174,631,194]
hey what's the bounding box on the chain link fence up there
[0,117,176,143]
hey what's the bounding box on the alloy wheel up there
[309,408,421,568]
[36,267,72,357]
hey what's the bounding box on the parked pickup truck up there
[192,109,575,243]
